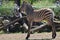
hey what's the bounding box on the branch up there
[30,23,47,32]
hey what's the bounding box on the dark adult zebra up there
[20,1,56,39]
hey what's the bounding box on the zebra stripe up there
[31,8,55,22]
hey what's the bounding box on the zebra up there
[20,1,56,39]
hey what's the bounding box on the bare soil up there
[0,32,60,40]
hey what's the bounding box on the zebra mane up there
[22,1,34,15]
[27,5,34,15]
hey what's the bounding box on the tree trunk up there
[14,0,21,7]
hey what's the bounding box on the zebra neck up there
[26,5,34,15]
[26,9,34,15]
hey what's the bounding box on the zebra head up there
[20,1,34,15]
[20,1,27,15]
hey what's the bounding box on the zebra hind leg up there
[48,20,56,39]
[51,22,56,39]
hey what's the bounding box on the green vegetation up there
[32,0,60,16]
[0,1,14,15]
[0,30,5,34]
[33,1,55,9]
[54,7,60,16]
[0,0,60,16]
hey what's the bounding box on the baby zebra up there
[20,1,56,39]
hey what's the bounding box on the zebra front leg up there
[26,21,32,40]
[26,27,31,40]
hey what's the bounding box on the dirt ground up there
[0,32,60,40]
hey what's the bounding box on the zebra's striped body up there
[32,8,55,22]
[20,1,56,39]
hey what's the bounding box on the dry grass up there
[0,32,60,40]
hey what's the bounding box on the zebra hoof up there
[26,37,28,40]
[52,33,56,39]
[26,34,30,40]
